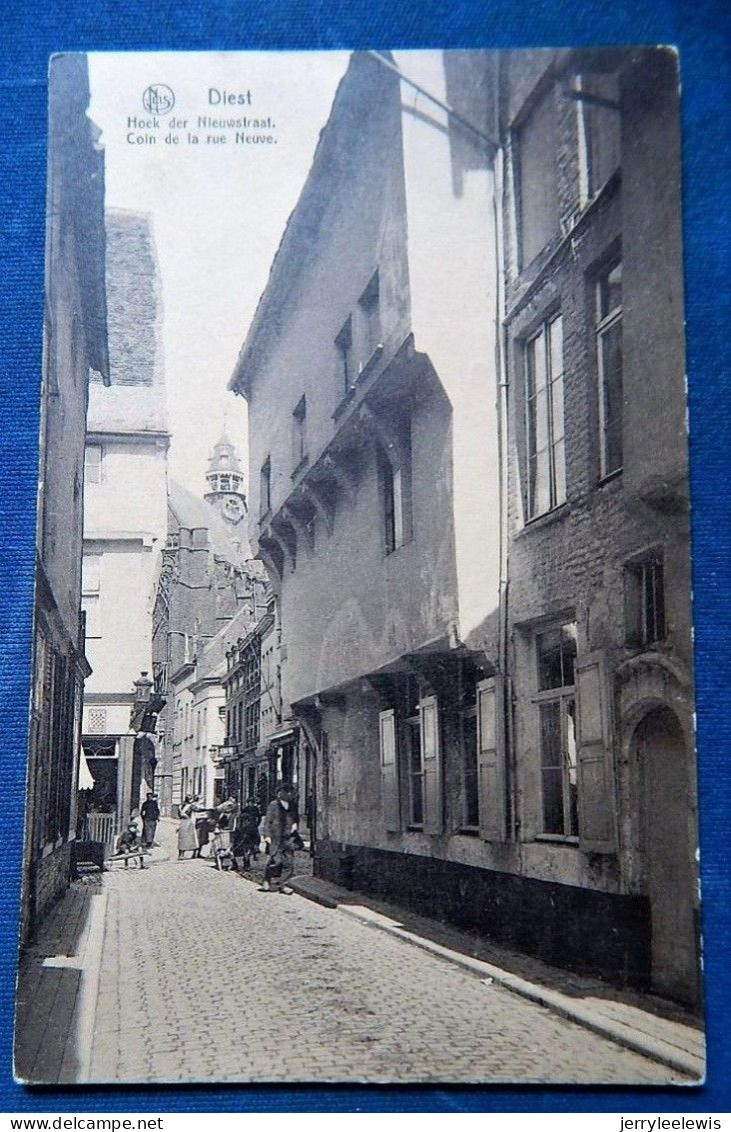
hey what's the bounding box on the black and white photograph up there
[14,47,704,1086]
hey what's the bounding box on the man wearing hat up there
[259,785,298,894]
[140,791,161,848]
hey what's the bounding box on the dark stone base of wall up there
[315,839,651,989]
[32,842,73,936]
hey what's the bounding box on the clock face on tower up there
[222,494,244,524]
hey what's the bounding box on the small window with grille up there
[625,552,666,650]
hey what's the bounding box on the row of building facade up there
[73,203,291,855]
[23,53,280,933]
[225,48,699,1006]
[23,48,700,1012]
[22,55,110,943]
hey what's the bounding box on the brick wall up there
[33,843,73,932]
[501,51,695,910]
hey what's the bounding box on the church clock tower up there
[203,433,248,532]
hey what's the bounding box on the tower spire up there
[204,430,247,528]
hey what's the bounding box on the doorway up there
[634,705,699,1005]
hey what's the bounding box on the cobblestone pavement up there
[88,821,683,1085]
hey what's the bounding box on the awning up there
[267,725,299,747]
[78,753,96,791]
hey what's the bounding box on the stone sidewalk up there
[14,880,106,1084]
[289,874,705,1080]
[13,819,704,1086]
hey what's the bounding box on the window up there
[358,271,381,363]
[516,89,559,266]
[596,260,623,477]
[260,456,271,517]
[242,645,261,694]
[625,553,666,649]
[336,317,353,395]
[535,622,578,837]
[245,702,259,751]
[400,679,443,831]
[153,662,168,695]
[576,72,620,202]
[384,460,403,554]
[292,395,307,469]
[378,432,412,555]
[81,554,102,638]
[87,707,107,734]
[525,314,565,518]
[405,679,423,828]
[84,443,103,484]
[458,663,479,830]
[408,719,423,826]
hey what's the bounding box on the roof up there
[196,602,260,682]
[167,479,253,565]
[207,432,243,476]
[228,52,394,398]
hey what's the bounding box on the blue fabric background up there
[1,0,729,1114]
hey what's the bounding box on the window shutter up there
[575,651,617,853]
[379,709,400,832]
[420,695,443,835]
[477,675,507,841]
[392,467,404,548]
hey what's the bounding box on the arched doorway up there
[634,705,699,1005]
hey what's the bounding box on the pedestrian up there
[232,796,261,870]
[177,794,198,859]
[129,807,143,839]
[194,799,214,858]
[216,795,239,830]
[115,821,141,857]
[140,791,160,848]
[259,785,298,894]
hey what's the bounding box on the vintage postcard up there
[14,47,705,1086]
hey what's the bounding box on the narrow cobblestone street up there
[65,821,679,1085]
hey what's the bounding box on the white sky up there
[89,51,349,495]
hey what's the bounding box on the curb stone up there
[289,877,704,1083]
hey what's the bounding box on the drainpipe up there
[490,66,516,843]
[359,51,515,841]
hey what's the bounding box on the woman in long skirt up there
[177,795,198,858]
[232,798,261,870]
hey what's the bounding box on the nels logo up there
[142,84,175,115]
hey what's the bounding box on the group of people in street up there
[114,791,161,857]
[176,785,302,894]
[112,785,303,890]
